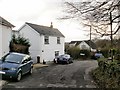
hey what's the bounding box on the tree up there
[61,0,120,37]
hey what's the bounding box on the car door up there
[25,57,32,72]
[21,58,28,74]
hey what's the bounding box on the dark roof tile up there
[69,40,96,49]
[26,22,64,37]
[0,16,15,27]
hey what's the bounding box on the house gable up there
[85,40,96,49]
[69,40,97,50]
[0,16,14,28]
[79,41,90,50]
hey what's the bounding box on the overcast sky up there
[0,0,90,42]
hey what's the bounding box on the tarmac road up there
[2,60,98,88]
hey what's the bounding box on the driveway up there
[2,60,98,88]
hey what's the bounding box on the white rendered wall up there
[0,25,12,58]
[19,24,65,63]
[0,24,2,58]
[41,35,65,62]
[79,41,90,50]
[19,24,41,63]
[2,25,12,56]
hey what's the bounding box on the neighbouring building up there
[18,22,65,63]
[0,16,14,58]
[69,40,97,52]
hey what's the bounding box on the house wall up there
[78,41,96,52]
[69,43,76,47]
[41,35,64,62]
[2,25,12,57]
[79,41,90,50]
[0,24,2,58]
[19,24,41,63]
[0,24,12,58]
[19,24,65,63]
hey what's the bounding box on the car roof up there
[10,52,29,57]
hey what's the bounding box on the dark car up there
[54,54,73,64]
[0,52,33,81]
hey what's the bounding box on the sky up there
[0,0,90,42]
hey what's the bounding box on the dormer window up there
[57,37,60,44]
[44,36,49,44]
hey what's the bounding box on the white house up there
[69,40,97,52]
[19,22,65,63]
[0,16,14,58]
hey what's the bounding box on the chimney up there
[50,22,53,28]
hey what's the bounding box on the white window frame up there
[57,37,60,44]
[44,36,49,44]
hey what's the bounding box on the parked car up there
[54,54,73,64]
[0,52,33,81]
[91,53,104,60]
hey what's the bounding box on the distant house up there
[0,16,14,58]
[69,40,96,52]
[18,22,65,63]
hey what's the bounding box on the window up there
[44,36,49,44]
[57,37,60,44]
[55,51,59,57]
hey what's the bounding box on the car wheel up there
[29,68,33,74]
[66,60,69,64]
[16,72,22,81]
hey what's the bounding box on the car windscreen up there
[3,53,24,64]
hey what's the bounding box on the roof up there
[69,41,78,44]
[84,40,96,49]
[69,40,96,49]
[26,22,65,37]
[0,16,15,27]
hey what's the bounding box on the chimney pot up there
[50,22,53,28]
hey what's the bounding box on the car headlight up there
[10,68,17,71]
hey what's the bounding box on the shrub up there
[101,49,109,58]
[93,59,120,88]
[79,49,90,59]
[9,34,31,54]
[67,47,80,59]
[67,46,90,59]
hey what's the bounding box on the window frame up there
[57,37,60,44]
[44,36,49,44]
[55,51,59,57]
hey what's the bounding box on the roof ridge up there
[25,22,64,37]
[26,22,58,30]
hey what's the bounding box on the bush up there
[67,46,90,59]
[92,59,120,88]
[9,35,31,54]
[67,47,80,59]
[79,49,90,59]
[100,49,109,58]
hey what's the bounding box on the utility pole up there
[84,24,92,52]
[110,12,113,48]
[110,12,113,60]
[90,25,92,52]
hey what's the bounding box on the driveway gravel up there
[2,60,98,88]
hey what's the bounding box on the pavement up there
[0,62,49,88]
